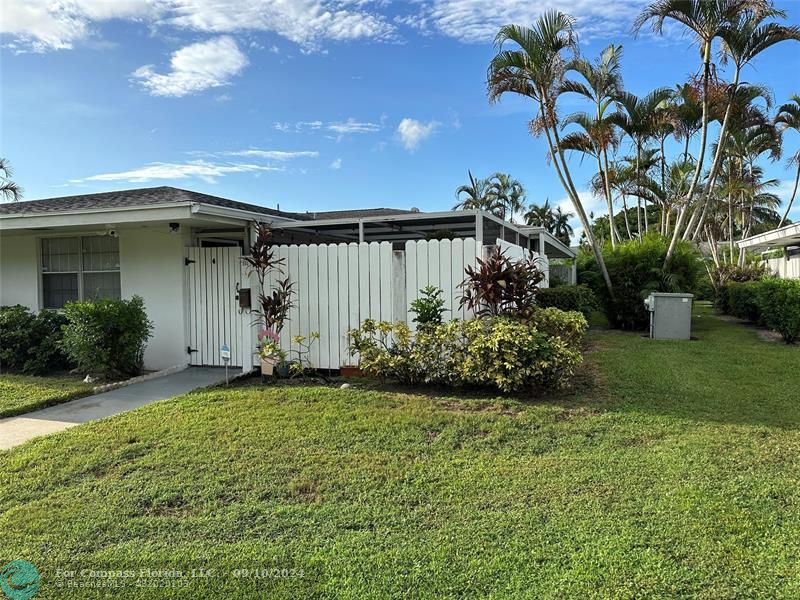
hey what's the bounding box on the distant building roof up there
[301,208,418,219]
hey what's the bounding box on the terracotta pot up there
[261,357,276,376]
[340,365,362,377]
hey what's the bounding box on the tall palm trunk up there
[778,161,800,227]
[597,152,618,247]
[686,65,741,241]
[727,192,735,263]
[660,136,668,235]
[635,145,642,237]
[539,94,614,294]
[665,41,712,267]
[621,193,633,239]
[643,198,649,234]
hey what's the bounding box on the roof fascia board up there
[191,203,298,225]
[0,205,194,231]
[738,223,800,249]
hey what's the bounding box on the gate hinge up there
[184,257,196,266]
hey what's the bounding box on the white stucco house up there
[738,222,800,279]
[0,186,575,372]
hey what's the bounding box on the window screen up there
[41,236,121,308]
[42,273,79,309]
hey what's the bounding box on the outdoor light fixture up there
[169,222,180,233]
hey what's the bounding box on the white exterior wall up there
[0,234,39,309]
[766,255,800,280]
[119,228,189,371]
[1,229,189,371]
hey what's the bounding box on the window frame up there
[39,234,121,309]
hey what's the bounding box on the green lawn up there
[0,374,93,418]
[1,305,799,598]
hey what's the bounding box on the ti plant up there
[242,221,295,334]
[459,248,545,318]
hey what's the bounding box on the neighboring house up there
[738,222,800,280]
[0,186,574,372]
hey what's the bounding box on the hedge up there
[719,279,800,343]
[0,305,71,375]
[61,296,153,379]
[536,285,598,317]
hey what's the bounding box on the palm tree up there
[561,44,625,246]
[776,94,800,226]
[635,0,766,265]
[453,170,495,212]
[610,88,673,236]
[487,11,614,293]
[685,4,800,239]
[488,172,526,222]
[552,206,575,245]
[0,158,22,202]
[672,83,704,163]
[524,199,555,229]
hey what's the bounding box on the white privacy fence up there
[261,238,493,369]
[255,237,549,369]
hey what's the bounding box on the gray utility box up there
[644,292,694,340]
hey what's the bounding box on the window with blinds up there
[41,236,121,308]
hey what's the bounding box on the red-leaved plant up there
[459,248,545,318]
[242,222,295,333]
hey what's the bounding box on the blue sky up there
[2,0,800,235]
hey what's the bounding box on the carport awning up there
[272,211,479,244]
[738,222,800,250]
[271,210,576,259]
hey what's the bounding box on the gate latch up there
[187,346,198,354]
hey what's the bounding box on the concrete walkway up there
[0,367,237,450]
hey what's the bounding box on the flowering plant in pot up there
[243,222,296,378]
[258,328,286,376]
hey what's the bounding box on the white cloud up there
[71,160,280,184]
[775,178,800,221]
[1,0,154,52]
[274,119,381,136]
[396,118,439,151]
[2,0,396,53]
[401,0,646,44]
[328,119,381,134]
[330,158,343,169]
[132,36,248,97]
[221,149,319,160]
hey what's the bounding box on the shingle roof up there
[0,186,419,222]
[0,186,299,218]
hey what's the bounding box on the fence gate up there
[186,247,248,367]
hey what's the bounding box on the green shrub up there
[536,285,597,317]
[457,317,582,392]
[0,305,70,374]
[755,279,800,343]
[727,281,762,323]
[61,296,153,379]
[529,307,588,350]
[349,312,586,393]
[578,234,701,330]
[410,286,447,327]
[711,263,768,313]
